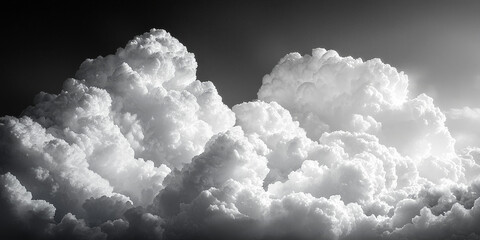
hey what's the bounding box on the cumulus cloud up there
[258,49,455,160]
[0,172,55,239]
[0,29,479,239]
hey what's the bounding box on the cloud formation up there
[1,29,479,240]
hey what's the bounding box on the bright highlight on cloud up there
[1,29,479,240]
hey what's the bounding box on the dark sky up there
[1,0,479,117]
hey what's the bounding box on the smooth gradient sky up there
[1,0,479,116]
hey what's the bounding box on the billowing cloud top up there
[1,29,479,240]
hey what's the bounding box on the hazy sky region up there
[1,1,479,115]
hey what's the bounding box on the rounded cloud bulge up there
[1,29,479,240]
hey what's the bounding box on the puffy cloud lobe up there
[258,49,408,135]
[258,49,455,160]
[154,127,269,218]
[390,180,480,239]
[264,193,381,240]
[0,172,55,239]
[0,115,119,218]
[1,29,480,240]
[75,29,235,170]
[459,148,480,182]
[49,213,106,240]
[233,101,317,184]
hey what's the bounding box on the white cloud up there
[74,29,235,170]
[1,29,480,240]
[233,101,317,184]
[257,49,455,160]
